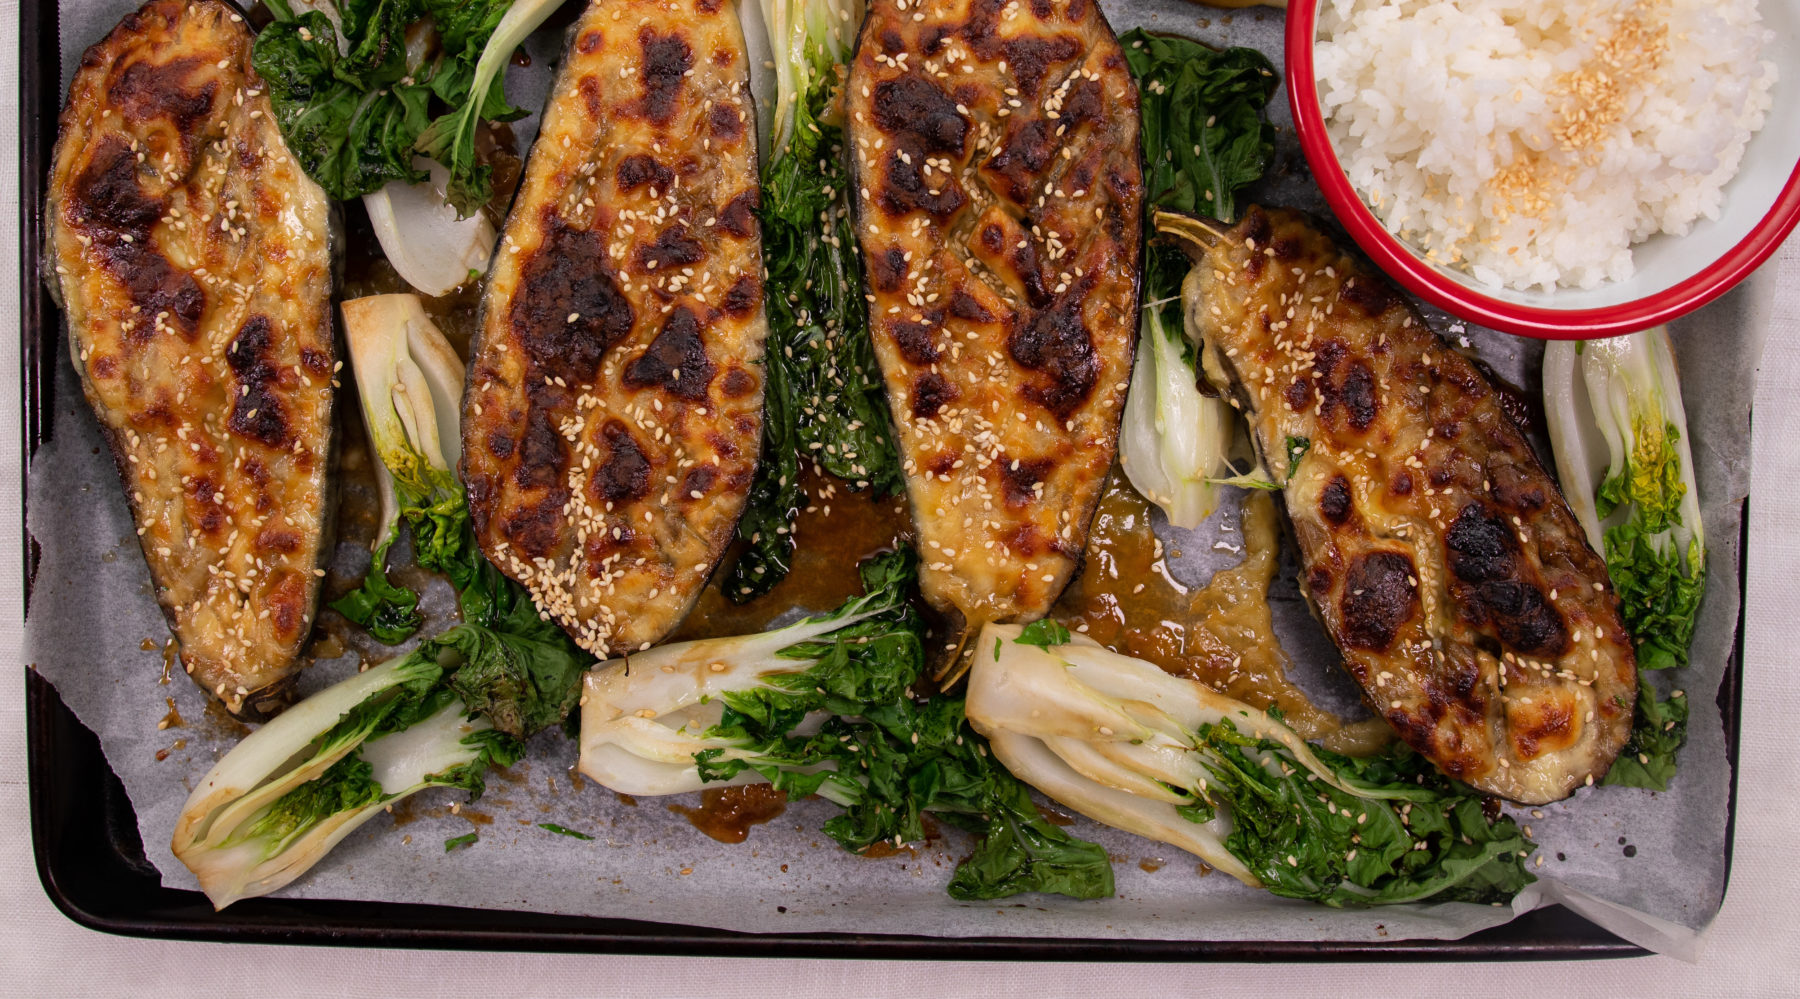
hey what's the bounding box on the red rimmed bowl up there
[1284,0,1800,339]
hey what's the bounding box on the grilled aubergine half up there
[46,0,336,718]
[462,0,767,657]
[1173,206,1635,804]
[845,0,1144,655]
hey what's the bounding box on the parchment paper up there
[29,0,1759,957]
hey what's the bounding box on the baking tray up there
[18,0,1747,959]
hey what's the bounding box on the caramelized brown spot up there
[708,102,743,142]
[1000,457,1053,506]
[109,57,218,133]
[502,492,567,558]
[1002,36,1082,97]
[871,77,968,155]
[616,154,674,193]
[511,215,633,384]
[624,306,715,401]
[1340,275,1393,318]
[721,368,758,398]
[1283,377,1313,413]
[985,119,1056,203]
[1008,275,1098,417]
[681,465,717,499]
[912,372,956,419]
[718,191,758,239]
[255,528,301,554]
[868,247,909,292]
[578,30,604,54]
[637,29,693,124]
[721,274,761,316]
[225,316,290,448]
[486,430,515,459]
[593,422,651,503]
[70,140,205,339]
[877,150,965,218]
[1340,550,1419,652]
[638,223,706,271]
[1340,360,1378,431]
[1319,475,1353,525]
[949,289,995,323]
[515,402,566,490]
[888,315,941,365]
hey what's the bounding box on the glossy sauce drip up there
[668,785,790,844]
[673,472,913,641]
[1054,474,1341,740]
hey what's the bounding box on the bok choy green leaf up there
[579,549,1114,900]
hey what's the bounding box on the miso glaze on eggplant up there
[844,0,1145,653]
[461,0,767,657]
[1184,206,1636,804]
[46,0,336,717]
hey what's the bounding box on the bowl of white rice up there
[1287,0,1800,338]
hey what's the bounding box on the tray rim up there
[20,0,1744,960]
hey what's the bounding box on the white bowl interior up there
[1314,1,1799,311]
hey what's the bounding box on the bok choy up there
[967,624,1535,906]
[728,0,902,601]
[1117,34,1279,527]
[171,626,528,908]
[1544,327,1704,789]
[579,550,1114,901]
[332,294,467,643]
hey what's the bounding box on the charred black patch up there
[1008,276,1098,418]
[871,77,968,155]
[1003,35,1081,97]
[1445,502,1569,657]
[1340,550,1418,651]
[1319,474,1353,525]
[1272,236,1303,261]
[719,190,758,239]
[1340,274,1393,317]
[681,465,717,499]
[616,154,674,193]
[708,102,744,142]
[911,372,955,419]
[225,316,290,448]
[502,491,567,558]
[487,430,515,460]
[877,149,965,218]
[1060,78,1104,127]
[1000,457,1053,506]
[888,315,941,365]
[109,57,218,134]
[721,274,761,316]
[511,215,633,384]
[1390,469,1414,496]
[1283,377,1313,413]
[637,29,693,124]
[593,421,651,503]
[624,306,715,401]
[868,246,909,292]
[638,223,706,271]
[949,288,995,323]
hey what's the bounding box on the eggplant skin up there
[1189,206,1635,804]
[845,0,1144,636]
[462,0,766,657]
[45,0,336,718]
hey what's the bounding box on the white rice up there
[1314,0,1777,291]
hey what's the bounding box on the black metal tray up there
[20,0,1744,959]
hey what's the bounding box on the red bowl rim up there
[1283,0,1800,340]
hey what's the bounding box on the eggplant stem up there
[1153,209,1236,257]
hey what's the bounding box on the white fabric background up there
[3,2,1798,993]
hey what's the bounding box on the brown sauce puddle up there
[668,785,790,844]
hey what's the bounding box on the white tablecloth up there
[4,3,1797,993]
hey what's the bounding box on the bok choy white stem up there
[967,623,1535,906]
